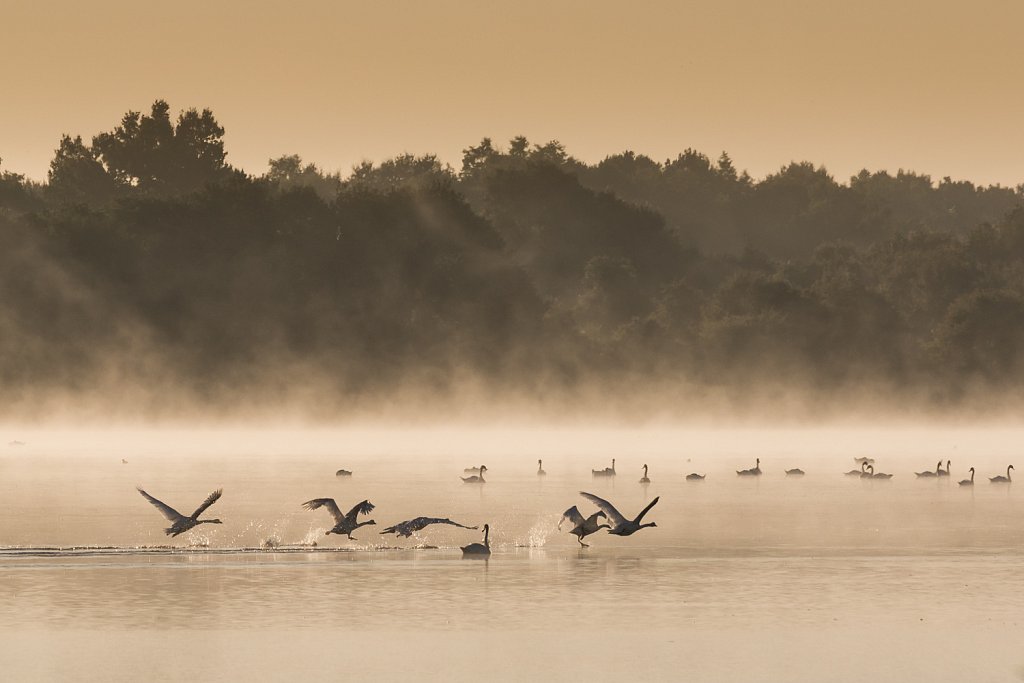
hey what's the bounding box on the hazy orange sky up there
[2,0,1022,185]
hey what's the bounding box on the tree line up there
[2,100,1023,418]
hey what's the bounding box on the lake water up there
[2,425,1023,681]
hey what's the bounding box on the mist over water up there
[2,425,1024,682]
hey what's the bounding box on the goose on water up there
[137,487,223,537]
[915,460,942,478]
[537,459,546,476]
[640,464,651,484]
[302,498,376,539]
[464,466,484,474]
[785,468,805,476]
[592,459,616,477]
[737,458,762,476]
[937,460,951,477]
[866,465,893,479]
[461,524,491,556]
[990,465,1014,483]
[686,473,706,481]
[558,505,609,547]
[461,465,487,483]
[380,517,477,538]
[579,492,659,536]
[959,467,975,487]
[335,469,352,477]
[845,462,868,477]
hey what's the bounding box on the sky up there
[2,0,1022,186]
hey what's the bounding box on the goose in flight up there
[537,459,546,476]
[335,469,352,477]
[937,460,951,477]
[959,467,975,486]
[592,459,616,477]
[737,458,762,476]
[579,492,659,536]
[640,464,651,484]
[558,505,609,547]
[380,517,478,538]
[461,524,491,556]
[302,498,376,539]
[686,472,706,481]
[915,460,942,478]
[461,465,487,483]
[137,487,223,537]
[990,465,1014,483]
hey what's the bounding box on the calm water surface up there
[2,426,1023,681]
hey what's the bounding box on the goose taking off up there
[990,465,1014,483]
[559,506,609,547]
[537,459,546,476]
[335,469,352,477]
[785,468,805,476]
[302,498,376,539]
[137,487,223,537]
[640,464,651,484]
[461,465,487,483]
[686,473,706,481]
[915,460,942,478]
[737,458,762,476]
[959,467,975,487]
[592,459,616,477]
[380,517,477,538]
[579,492,659,536]
[461,524,491,556]
[938,460,952,477]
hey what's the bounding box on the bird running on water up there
[558,505,608,547]
[302,498,376,539]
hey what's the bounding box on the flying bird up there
[578,492,659,536]
[380,517,478,538]
[137,487,223,537]
[302,498,376,539]
[558,505,609,547]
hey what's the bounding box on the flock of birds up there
[133,455,1016,556]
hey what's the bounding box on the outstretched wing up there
[302,498,344,524]
[559,506,585,530]
[579,492,627,528]
[190,489,223,519]
[137,488,186,523]
[416,517,477,531]
[634,496,660,523]
[345,500,375,522]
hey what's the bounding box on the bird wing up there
[345,499,375,522]
[302,498,344,524]
[579,492,627,528]
[137,488,186,523]
[559,506,586,529]
[190,489,223,519]
[419,517,477,530]
[634,496,660,523]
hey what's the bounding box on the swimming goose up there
[578,492,659,536]
[380,517,478,538]
[537,459,546,476]
[559,506,609,547]
[335,469,353,477]
[785,468,805,476]
[685,473,706,481]
[461,524,491,556]
[463,466,484,474]
[845,462,868,477]
[592,459,616,477]
[137,487,223,537]
[959,467,975,486]
[990,465,1014,483]
[737,458,762,476]
[866,465,893,479]
[915,460,941,478]
[461,465,487,483]
[302,498,376,539]
[937,460,951,477]
[640,464,651,484]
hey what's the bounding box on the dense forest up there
[2,101,1023,420]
